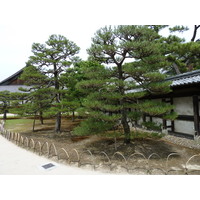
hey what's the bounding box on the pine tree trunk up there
[54,63,62,133]
[32,113,36,132]
[3,110,7,120]
[172,63,181,75]
[117,63,131,144]
[191,25,200,42]
[72,111,75,122]
[39,111,44,124]
[121,110,131,144]
[55,112,61,133]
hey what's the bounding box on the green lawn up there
[4,119,33,133]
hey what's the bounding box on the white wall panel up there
[173,97,193,115]
[174,120,194,135]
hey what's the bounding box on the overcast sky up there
[0,0,199,82]
[1,0,200,197]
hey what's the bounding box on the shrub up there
[141,121,162,131]
[73,118,114,136]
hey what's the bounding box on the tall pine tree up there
[25,34,80,133]
[76,26,175,144]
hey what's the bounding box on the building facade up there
[136,70,200,138]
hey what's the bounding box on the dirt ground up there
[6,117,200,174]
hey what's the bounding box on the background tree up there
[163,25,200,74]
[191,25,200,42]
[26,34,80,133]
[76,25,174,144]
[0,91,27,120]
[7,66,53,131]
[0,91,11,119]
[60,61,88,121]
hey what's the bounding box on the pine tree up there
[60,61,87,121]
[76,25,175,144]
[15,65,52,130]
[25,34,80,133]
[162,25,200,74]
[0,91,11,119]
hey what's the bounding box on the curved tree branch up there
[191,25,200,42]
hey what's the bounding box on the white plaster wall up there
[146,116,150,121]
[138,117,143,125]
[152,117,162,124]
[174,120,194,135]
[152,118,172,130]
[132,96,195,135]
[173,97,193,115]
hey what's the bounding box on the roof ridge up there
[166,69,200,81]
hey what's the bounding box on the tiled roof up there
[127,70,200,94]
[166,70,200,87]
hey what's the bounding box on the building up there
[0,68,30,93]
[138,69,200,138]
[1,68,200,138]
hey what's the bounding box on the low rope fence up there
[1,121,200,175]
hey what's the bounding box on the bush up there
[141,121,162,131]
[130,130,163,139]
[73,118,114,136]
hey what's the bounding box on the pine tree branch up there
[191,25,200,42]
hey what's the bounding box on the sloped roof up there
[0,68,25,86]
[166,69,200,87]
[127,69,200,94]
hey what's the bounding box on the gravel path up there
[163,134,200,150]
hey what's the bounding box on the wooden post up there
[170,97,175,132]
[143,114,146,122]
[162,99,167,129]
[193,95,200,136]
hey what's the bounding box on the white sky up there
[0,0,200,82]
[1,0,200,197]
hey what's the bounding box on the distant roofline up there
[0,67,25,85]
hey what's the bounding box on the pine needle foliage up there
[75,26,174,144]
[23,34,80,132]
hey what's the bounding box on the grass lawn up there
[4,117,82,134]
[4,118,34,133]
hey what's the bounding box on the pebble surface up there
[162,134,200,150]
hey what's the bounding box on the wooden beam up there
[170,97,175,132]
[163,119,167,129]
[177,115,194,121]
[162,98,167,130]
[193,95,200,136]
[143,114,146,122]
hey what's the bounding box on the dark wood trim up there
[161,98,175,131]
[170,97,175,132]
[163,119,167,129]
[193,95,200,136]
[168,131,194,139]
[162,98,167,129]
[177,115,194,121]
[146,114,194,121]
[143,114,146,122]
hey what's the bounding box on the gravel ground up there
[163,134,200,150]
